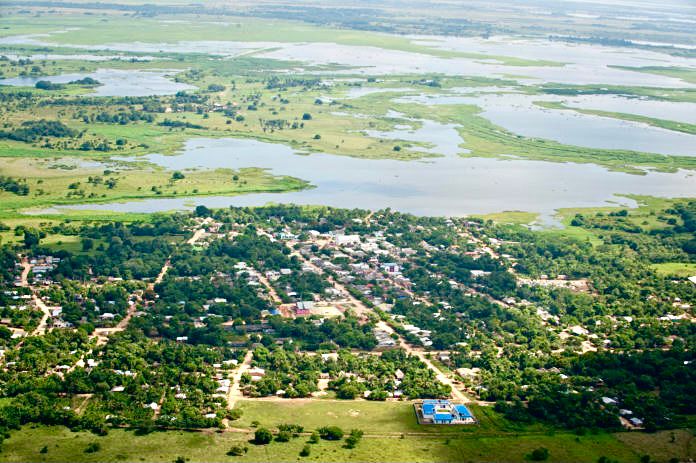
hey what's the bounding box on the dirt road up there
[227,350,253,410]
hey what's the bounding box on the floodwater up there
[559,94,696,125]
[43,136,696,224]
[363,116,469,157]
[1,34,694,88]
[0,53,160,62]
[258,41,695,88]
[395,93,696,157]
[0,68,194,96]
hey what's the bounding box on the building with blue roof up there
[433,412,454,424]
[454,404,473,419]
[415,400,476,425]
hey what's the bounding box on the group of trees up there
[250,423,362,455]
[0,119,76,143]
[0,175,29,195]
[0,331,238,437]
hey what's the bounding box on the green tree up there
[254,427,273,445]
[23,228,41,248]
[530,447,549,461]
[318,426,344,441]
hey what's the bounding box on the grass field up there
[1,401,692,463]
[651,262,696,277]
[0,155,309,220]
[551,195,692,243]
[477,211,540,225]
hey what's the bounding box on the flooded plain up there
[395,93,696,157]
[45,136,696,224]
[2,33,694,88]
[0,68,195,96]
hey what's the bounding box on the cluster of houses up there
[601,396,645,428]
[14,255,60,286]
[374,327,397,349]
[0,290,32,339]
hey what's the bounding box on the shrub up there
[275,430,291,442]
[278,424,304,434]
[344,429,363,449]
[227,445,247,456]
[318,426,344,441]
[530,447,550,461]
[84,442,101,453]
[254,427,273,445]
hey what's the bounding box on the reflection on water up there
[42,136,696,224]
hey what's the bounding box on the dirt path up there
[374,321,470,403]
[256,272,283,304]
[152,259,171,287]
[187,228,206,245]
[289,251,373,321]
[31,295,54,336]
[19,259,31,287]
[73,394,94,415]
[18,260,53,335]
[227,350,253,410]
[364,211,375,224]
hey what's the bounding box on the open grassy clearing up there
[556,196,688,230]
[651,262,696,277]
[476,211,540,225]
[0,403,691,462]
[546,195,696,244]
[0,156,309,219]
